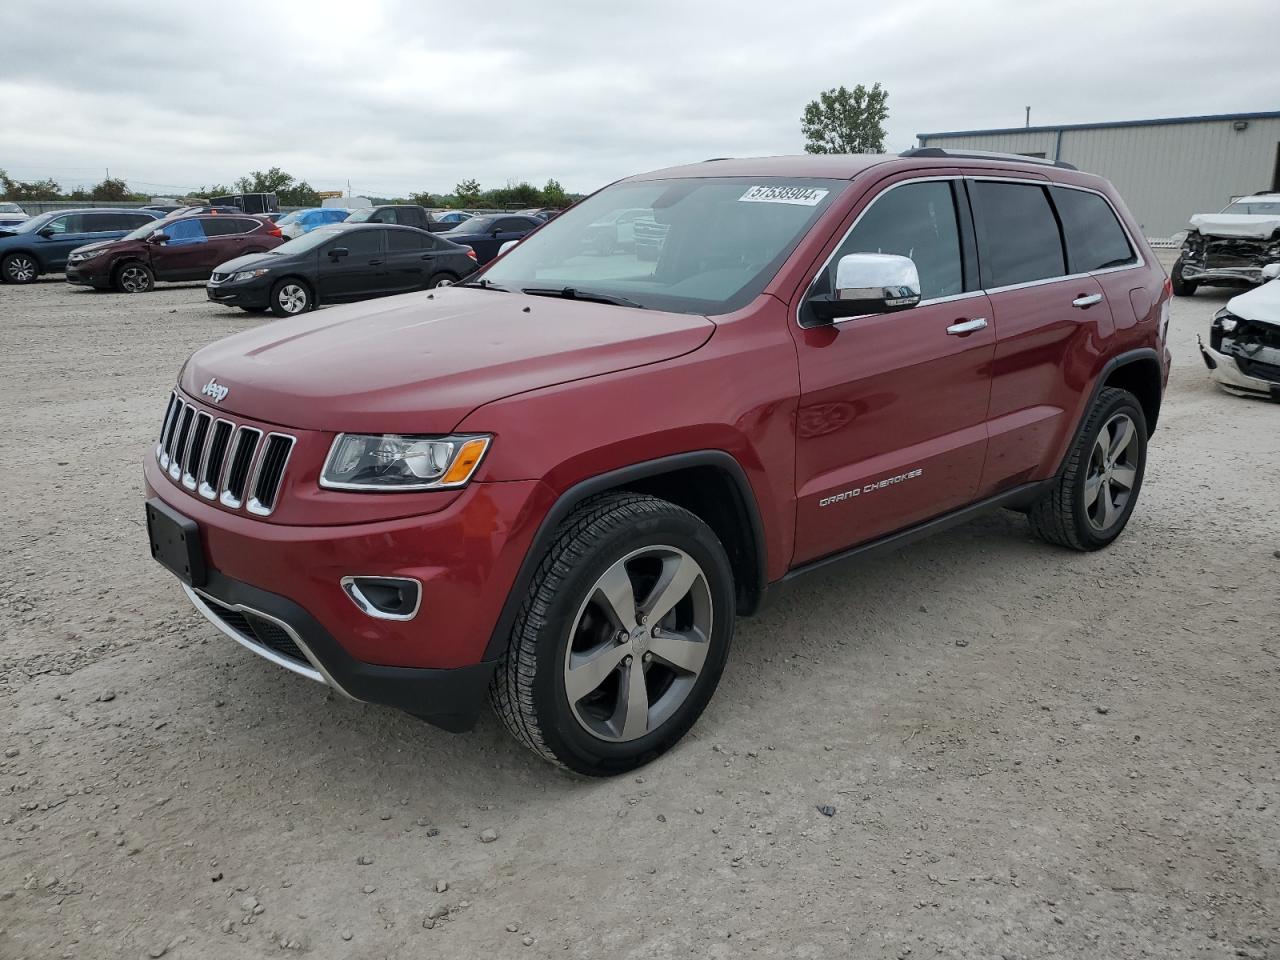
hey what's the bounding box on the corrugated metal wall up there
[920,117,1280,239]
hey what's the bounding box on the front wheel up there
[2,253,38,284]
[490,493,735,776]
[1171,259,1197,297]
[269,279,311,317]
[427,273,456,289]
[114,262,154,293]
[1028,387,1148,551]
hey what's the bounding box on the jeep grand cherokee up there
[144,150,1171,775]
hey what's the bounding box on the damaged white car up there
[1174,194,1280,296]
[1199,263,1280,400]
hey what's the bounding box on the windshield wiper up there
[522,287,646,309]
[459,277,509,292]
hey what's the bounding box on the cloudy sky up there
[2,0,1277,198]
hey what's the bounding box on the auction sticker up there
[738,185,829,206]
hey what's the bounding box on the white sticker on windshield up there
[738,185,829,206]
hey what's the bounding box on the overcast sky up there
[2,0,1277,199]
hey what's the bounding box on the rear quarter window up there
[972,181,1066,288]
[1050,187,1136,272]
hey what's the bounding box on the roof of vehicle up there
[1232,194,1280,204]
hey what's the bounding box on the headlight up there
[320,434,491,490]
[1212,309,1237,333]
[231,269,270,282]
[71,249,106,262]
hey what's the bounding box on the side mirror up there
[148,232,169,244]
[1262,263,1280,281]
[491,228,503,237]
[329,246,349,259]
[808,253,921,323]
[498,240,519,256]
[37,227,55,238]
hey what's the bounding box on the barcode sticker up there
[738,185,829,206]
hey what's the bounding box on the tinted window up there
[826,180,963,301]
[973,181,1065,287]
[80,213,117,232]
[1050,187,1135,272]
[122,213,157,229]
[497,217,536,232]
[44,215,83,235]
[462,217,494,233]
[387,229,424,251]
[327,229,382,256]
[203,217,254,236]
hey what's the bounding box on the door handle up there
[368,259,385,265]
[1072,293,1103,309]
[946,317,988,336]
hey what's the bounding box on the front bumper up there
[206,278,271,308]
[65,262,111,287]
[1198,336,1280,400]
[1181,263,1266,285]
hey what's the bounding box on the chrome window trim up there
[794,173,1148,328]
[198,418,235,500]
[183,585,356,699]
[219,425,262,510]
[340,576,422,621]
[246,432,297,517]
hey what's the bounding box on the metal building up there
[917,110,1280,241]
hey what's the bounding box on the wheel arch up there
[2,247,44,275]
[1055,347,1162,480]
[482,450,768,661]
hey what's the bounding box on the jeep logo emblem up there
[201,378,229,404]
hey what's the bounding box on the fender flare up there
[482,450,768,661]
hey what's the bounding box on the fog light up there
[340,577,421,621]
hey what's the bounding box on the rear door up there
[317,229,385,301]
[200,217,260,275]
[968,178,1117,496]
[384,228,432,291]
[791,176,995,565]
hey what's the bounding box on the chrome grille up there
[155,391,294,516]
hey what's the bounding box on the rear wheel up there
[1171,258,1197,296]
[113,262,154,293]
[238,306,269,314]
[2,253,38,284]
[269,278,311,317]
[491,493,735,776]
[1028,387,1147,551]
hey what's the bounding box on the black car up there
[205,223,477,316]
[345,204,451,233]
[438,214,542,264]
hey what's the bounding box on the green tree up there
[86,177,135,201]
[234,167,296,194]
[410,190,437,208]
[453,179,482,207]
[800,83,889,154]
[0,169,63,200]
[541,178,567,208]
[194,183,234,199]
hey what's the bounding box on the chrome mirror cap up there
[834,252,921,306]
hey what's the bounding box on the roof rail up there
[900,147,1078,171]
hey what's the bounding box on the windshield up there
[0,202,22,213]
[271,225,348,254]
[10,212,57,234]
[1222,200,1280,215]
[123,217,170,241]
[478,177,845,314]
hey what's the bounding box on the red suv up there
[67,213,283,292]
[144,151,1171,775]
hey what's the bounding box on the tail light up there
[267,225,282,237]
[466,247,477,261]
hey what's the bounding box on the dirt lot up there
[1,262,1277,960]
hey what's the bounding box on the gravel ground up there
[1,262,1277,960]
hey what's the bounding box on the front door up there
[151,217,213,279]
[317,229,385,301]
[35,213,93,270]
[791,177,994,566]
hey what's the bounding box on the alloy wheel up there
[7,256,35,282]
[278,284,307,313]
[563,546,712,742]
[1085,412,1139,532]
[119,266,149,293]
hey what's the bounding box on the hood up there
[1188,213,1280,239]
[213,251,291,274]
[180,286,714,432]
[70,238,122,256]
[1226,277,1280,327]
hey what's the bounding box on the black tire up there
[426,272,457,289]
[269,278,312,317]
[113,261,154,293]
[490,492,735,776]
[1170,259,1197,297]
[1028,387,1148,551]
[238,306,269,314]
[2,252,39,284]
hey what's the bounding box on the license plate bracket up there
[146,498,206,587]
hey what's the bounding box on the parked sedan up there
[0,208,160,283]
[438,214,542,264]
[434,211,474,226]
[206,223,478,316]
[277,207,351,239]
[66,213,284,292]
[0,201,28,229]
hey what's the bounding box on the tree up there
[542,178,567,208]
[86,177,135,201]
[0,169,63,200]
[453,179,482,207]
[410,190,438,208]
[234,167,296,194]
[800,83,889,154]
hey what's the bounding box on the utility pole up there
[1025,106,1031,129]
